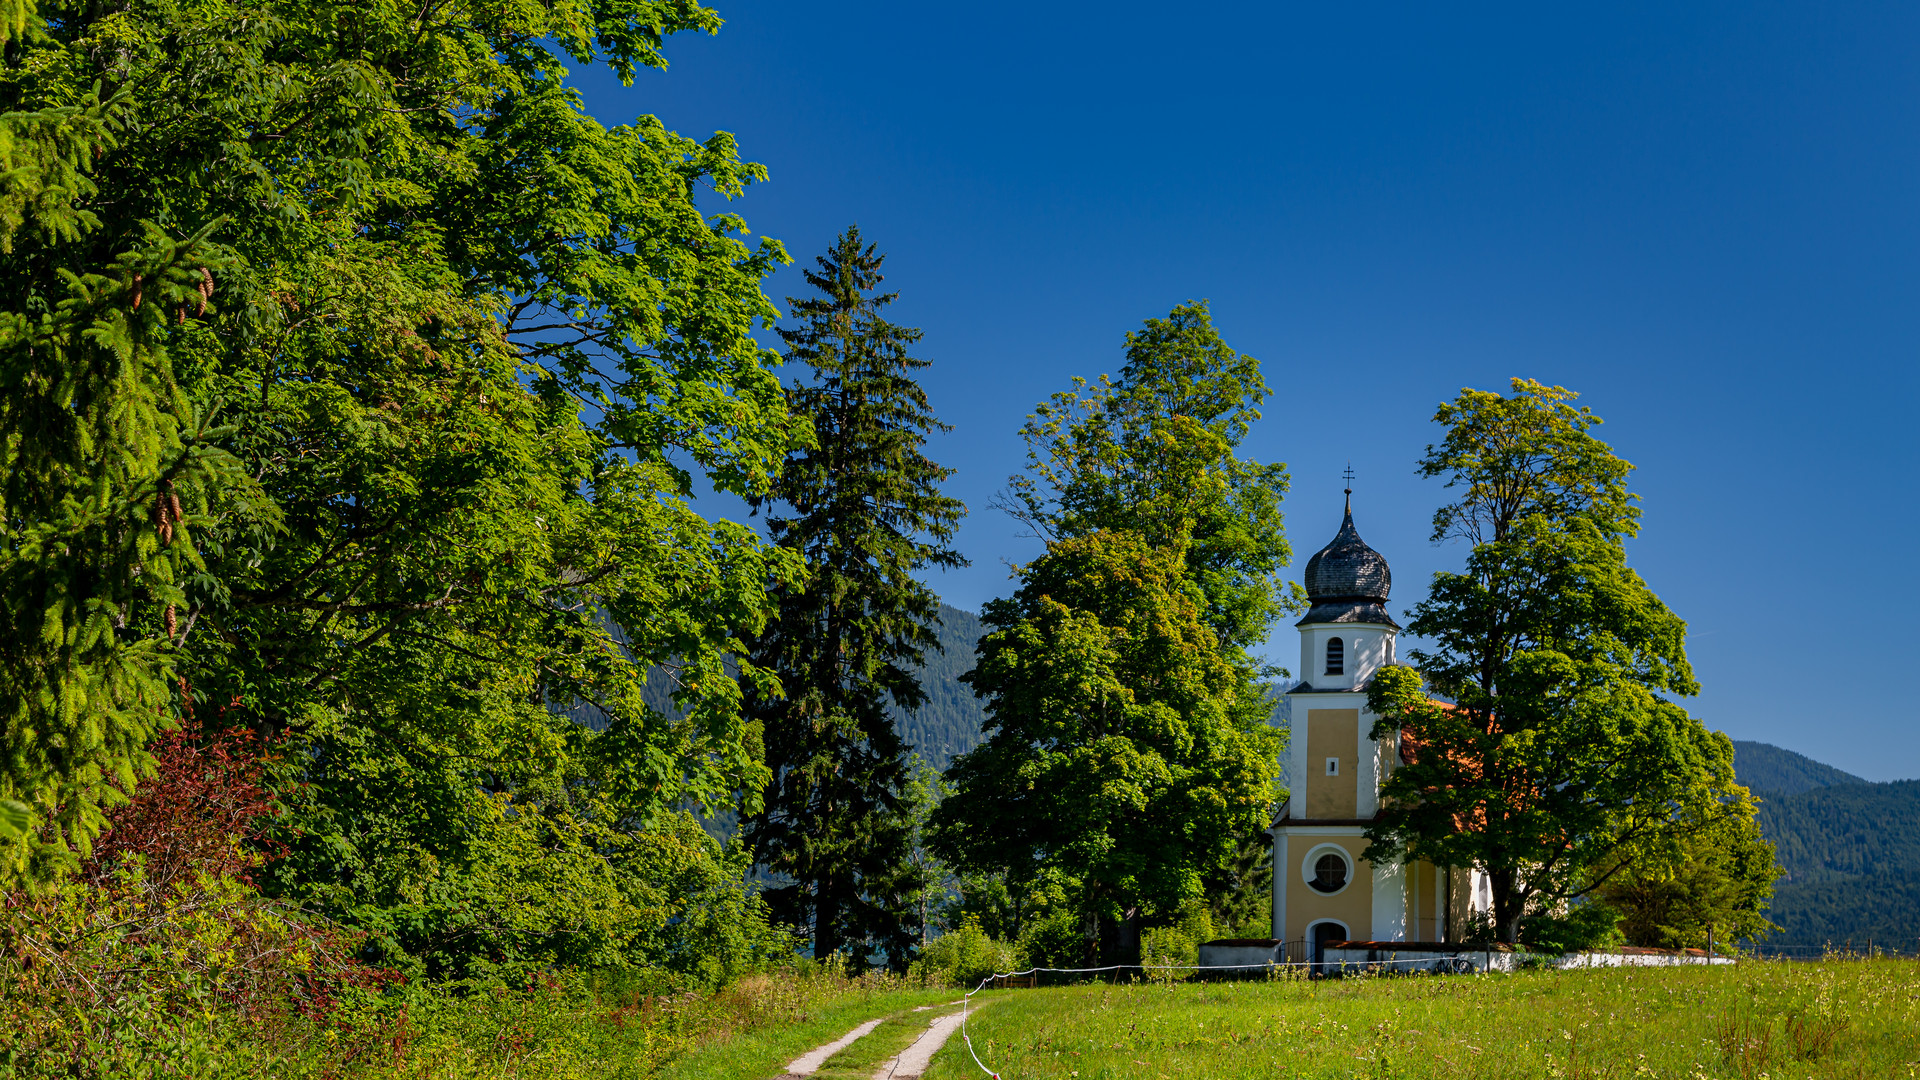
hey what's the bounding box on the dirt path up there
[780,1017,888,1076]
[868,1008,971,1080]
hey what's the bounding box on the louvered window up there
[1325,637,1345,676]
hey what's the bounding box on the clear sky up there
[571,1,1919,780]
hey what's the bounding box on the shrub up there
[1520,901,1624,954]
[0,728,394,1076]
[1140,905,1217,981]
[1015,907,1085,968]
[910,917,1019,988]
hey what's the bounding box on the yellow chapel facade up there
[1268,494,1491,960]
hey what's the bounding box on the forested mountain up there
[1734,742,1920,948]
[626,603,989,772]
[1733,741,1867,797]
[895,604,990,772]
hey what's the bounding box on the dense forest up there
[1732,741,1920,948]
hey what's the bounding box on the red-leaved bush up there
[85,724,285,892]
[1,720,399,1073]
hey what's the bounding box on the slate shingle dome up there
[1296,497,1398,628]
[1304,508,1391,602]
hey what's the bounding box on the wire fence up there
[1740,940,1920,960]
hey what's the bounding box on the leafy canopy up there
[933,529,1281,957]
[1367,380,1748,944]
[1002,301,1296,653]
[3,0,813,977]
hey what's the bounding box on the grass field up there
[914,960,1920,1080]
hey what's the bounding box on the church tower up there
[1269,489,1460,958]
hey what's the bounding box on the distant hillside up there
[1735,742,1920,948]
[1759,780,1920,883]
[621,602,990,774]
[1733,740,1867,796]
[895,604,990,773]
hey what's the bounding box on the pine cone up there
[197,268,213,315]
[164,605,177,641]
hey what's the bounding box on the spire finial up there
[1342,463,1355,514]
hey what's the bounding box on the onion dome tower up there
[1297,490,1397,631]
[1270,475,1466,951]
[1293,485,1396,692]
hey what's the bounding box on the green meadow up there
[913,961,1920,1080]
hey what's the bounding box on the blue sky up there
[573,1,1919,780]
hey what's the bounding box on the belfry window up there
[1325,637,1345,676]
[1311,853,1349,894]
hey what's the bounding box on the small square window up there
[1325,757,1340,776]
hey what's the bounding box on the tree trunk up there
[814,880,842,961]
[1097,909,1141,968]
[1489,868,1523,945]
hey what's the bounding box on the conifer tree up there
[741,227,966,969]
[0,28,267,885]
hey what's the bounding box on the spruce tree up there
[0,34,267,886]
[742,227,965,969]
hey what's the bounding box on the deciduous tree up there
[1367,380,1749,944]
[933,529,1279,964]
[4,0,811,977]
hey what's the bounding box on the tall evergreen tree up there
[742,227,966,969]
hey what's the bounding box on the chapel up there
[1268,489,1493,963]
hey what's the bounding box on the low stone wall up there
[1325,941,1735,974]
[1196,939,1736,977]
[1195,939,1285,974]
[1553,947,1735,968]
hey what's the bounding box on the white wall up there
[1297,623,1395,690]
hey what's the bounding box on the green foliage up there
[1002,300,1296,653]
[739,227,964,970]
[1014,907,1088,969]
[943,303,1287,958]
[1595,805,1779,950]
[933,530,1280,961]
[1518,902,1624,954]
[4,0,810,979]
[908,917,1018,989]
[1418,379,1638,547]
[0,66,269,883]
[1369,380,1744,943]
[1139,905,1218,973]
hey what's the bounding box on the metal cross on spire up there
[1342,463,1355,514]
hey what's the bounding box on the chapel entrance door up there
[1312,921,1347,975]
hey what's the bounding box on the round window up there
[1310,852,1348,894]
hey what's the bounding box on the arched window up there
[1325,637,1345,676]
[1311,853,1349,894]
